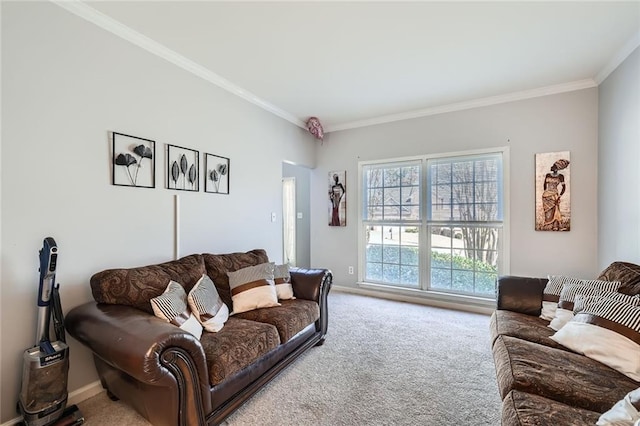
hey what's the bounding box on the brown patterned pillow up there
[90,254,206,314]
[597,262,640,296]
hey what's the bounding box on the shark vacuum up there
[18,238,84,426]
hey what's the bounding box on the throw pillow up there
[548,280,621,331]
[550,298,640,381]
[274,263,295,300]
[540,275,581,321]
[187,274,229,332]
[227,262,280,314]
[574,292,640,315]
[150,281,203,339]
[597,387,640,426]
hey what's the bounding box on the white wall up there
[311,89,599,288]
[0,2,314,422]
[598,47,640,268]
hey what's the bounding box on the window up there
[362,161,421,288]
[360,150,506,299]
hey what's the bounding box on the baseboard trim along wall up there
[2,381,103,426]
[331,285,495,315]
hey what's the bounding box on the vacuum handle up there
[37,237,58,307]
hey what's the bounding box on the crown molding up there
[595,30,640,84]
[51,0,307,130]
[325,79,598,133]
[50,0,627,136]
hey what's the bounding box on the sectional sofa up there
[490,262,640,425]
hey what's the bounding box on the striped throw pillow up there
[540,276,582,321]
[551,298,640,381]
[150,281,203,339]
[548,280,621,331]
[574,292,640,314]
[187,274,229,332]
[274,264,295,300]
[227,263,280,314]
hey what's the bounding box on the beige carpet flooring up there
[76,292,501,425]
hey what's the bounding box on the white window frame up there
[357,147,510,303]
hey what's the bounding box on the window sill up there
[354,281,496,314]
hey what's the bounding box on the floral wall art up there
[205,153,230,194]
[112,132,155,188]
[167,144,199,191]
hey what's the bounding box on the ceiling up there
[57,1,640,132]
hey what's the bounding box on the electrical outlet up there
[348,266,354,275]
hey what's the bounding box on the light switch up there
[271,212,277,222]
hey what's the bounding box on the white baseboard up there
[331,285,495,315]
[2,381,103,426]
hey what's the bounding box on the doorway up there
[282,177,296,266]
[282,163,311,268]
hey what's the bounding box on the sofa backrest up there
[90,250,270,313]
[202,249,269,308]
[90,254,206,314]
[597,261,640,296]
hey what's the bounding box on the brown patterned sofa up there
[490,262,640,425]
[65,249,332,426]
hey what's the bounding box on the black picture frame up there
[204,153,230,194]
[167,144,199,191]
[112,132,156,188]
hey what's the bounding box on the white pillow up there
[187,274,229,332]
[551,299,640,381]
[227,263,280,314]
[597,387,640,425]
[274,263,295,300]
[548,280,620,331]
[150,281,203,339]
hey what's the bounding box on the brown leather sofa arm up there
[65,302,211,407]
[290,268,332,342]
[290,268,332,302]
[496,275,548,316]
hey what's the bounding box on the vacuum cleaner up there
[18,237,84,426]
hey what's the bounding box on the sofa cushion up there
[490,310,566,350]
[202,249,270,308]
[492,335,639,413]
[234,299,319,343]
[501,390,601,426]
[597,262,640,296]
[91,254,206,314]
[200,317,280,386]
